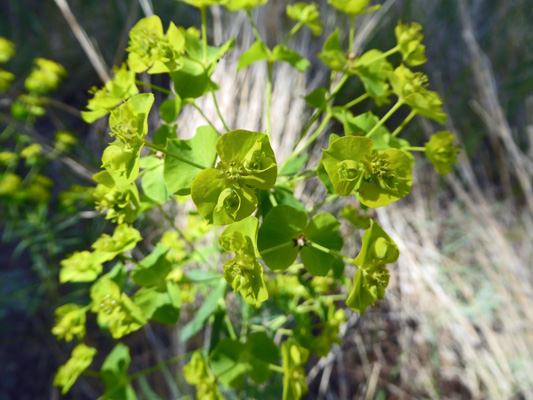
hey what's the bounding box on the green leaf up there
[209,338,247,387]
[153,124,176,147]
[141,156,169,203]
[160,97,182,124]
[353,219,399,269]
[101,343,137,400]
[273,185,306,211]
[170,58,211,100]
[237,40,271,71]
[318,29,346,71]
[133,281,181,324]
[286,2,323,36]
[304,87,327,110]
[131,244,172,286]
[272,45,311,72]
[257,205,307,271]
[164,125,218,195]
[246,332,280,383]
[352,49,393,103]
[300,213,343,276]
[279,155,308,177]
[180,278,226,342]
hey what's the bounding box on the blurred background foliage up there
[0,0,532,399]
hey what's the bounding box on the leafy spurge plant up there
[39,1,462,399]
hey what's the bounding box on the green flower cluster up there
[281,339,309,400]
[192,130,277,225]
[53,344,97,394]
[287,2,324,36]
[346,220,399,313]
[425,130,460,175]
[321,136,413,207]
[219,216,268,306]
[52,304,87,342]
[24,58,67,94]
[127,15,185,74]
[90,278,147,339]
[81,63,139,123]
[184,351,225,400]
[59,224,141,283]
[0,37,15,93]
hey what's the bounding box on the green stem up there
[405,146,426,152]
[266,61,273,138]
[282,21,303,45]
[268,191,278,207]
[307,240,353,263]
[211,91,230,132]
[327,74,349,101]
[143,140,208,170]
[135,79,173,96]
[246,10,262,42]
[366,100,404,138]
[349,17,355,53]
[120,254,138,264]
[308,194,338,214]
[260,241,293,256]
[391,110,416,137]
[201,7,208,63]
[344,92,369,109]
[190,102,221,135]
[284,112,332,166]
[360,45,400,66]
[268,364,284,374]
[224,314,238,340]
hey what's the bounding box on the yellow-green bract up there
[191,129,277,225]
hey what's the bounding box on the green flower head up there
[53,344,97,394]
[219,216,268,307]
[92,223,142,263]
[54,131,78,153]
[81,63,139,123]
[20,143,42,161]
[0,151,17,166]
[60,251,103,283]
[0,174,22,196]
[90,278,147,339]
[287,2,324,36]
[388,64,447,124]
[93,174,140,224]
[102,93,154,186]
[127,16,185,74]
[0,69,15,93]
[177,0,227,8]
[52,304,87,342]
[0,37,15,64]
[321,136,413,207]
[24,58,67,94]
[192,130,277,225]
[225,0,267,11]
[395,21,427,67]
[347,220,398,314]
[183,351,224,400]
[328,0,381,17]
[424,130,460,175]
[11,94,46,120]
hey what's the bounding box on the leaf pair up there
[257,205,343,276]
[209,332,280,388]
